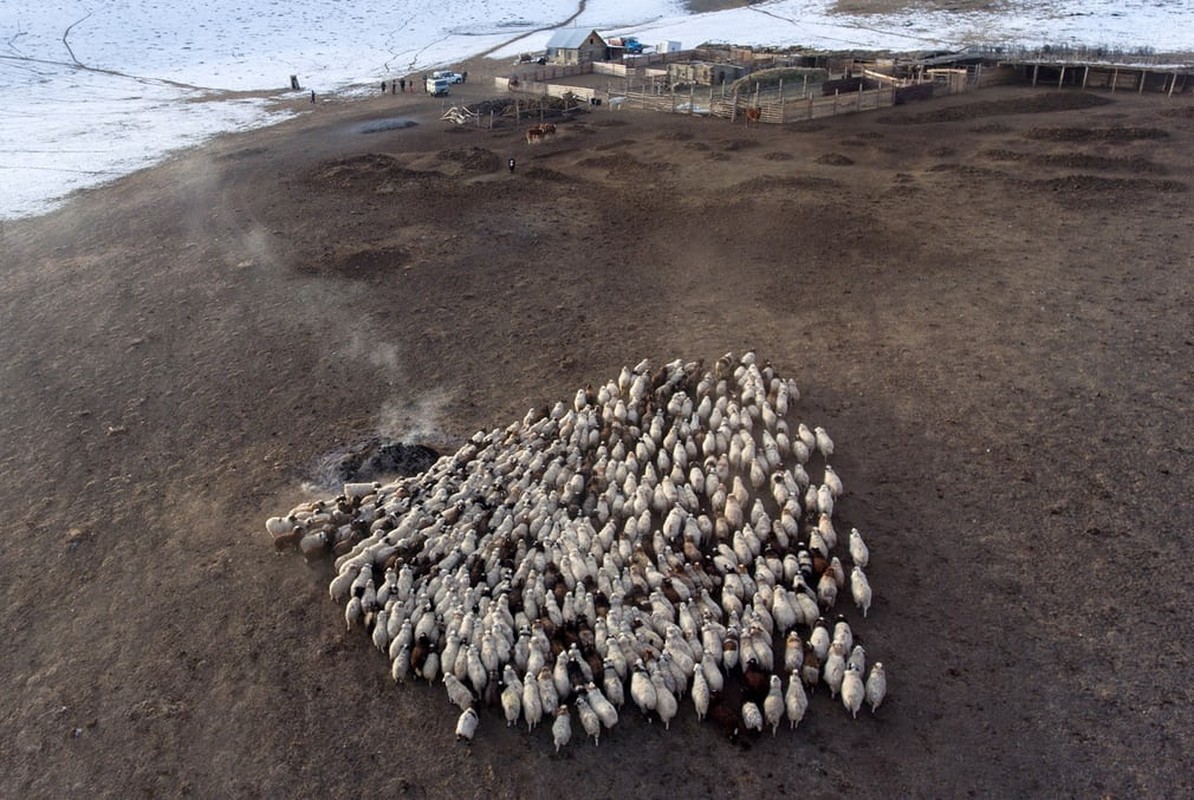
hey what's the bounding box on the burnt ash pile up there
[311,437,439,489]
[268,353,887,746]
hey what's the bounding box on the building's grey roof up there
[545,29,603,50]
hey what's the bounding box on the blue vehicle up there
[623,36,645,55]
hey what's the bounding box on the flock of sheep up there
[267,352,887,746]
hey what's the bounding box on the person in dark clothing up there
[381,80,387,93]
[462,71,468,83]
[508,157,516,173]
[310,90,316,103]
[399,78,406,92]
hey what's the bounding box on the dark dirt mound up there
[310,153,424,192]
[1025,125,1169,142]
[312,438,440,488]
[785,120,828,132]
[722,138,760,151]
[218,146,270,161]
[296,245,409,278]
[733,174,841,192]
[815,152,855,166]
[356,117,418,134]
[983,148,1028,161]
[576,154,671,176]
[1158,106,1194,119]
[981,150,1164,173]
[593,138,638,151]
[882,91,1112,124]
[437,146,501,174]
[970,121,1012,133]
[524,166,579,182]
[1038,153,1165,172]
[762,151,795,160]
[927,163,1008,180]
[1024,175,1186,195]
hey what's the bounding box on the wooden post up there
[1112,67,1118,92]
[1032,63,1039,87]
[808,94,813,119]
[803,73,808,99]
[1139,69,1145,93]
[857,82,863,110]
[1170,72,1179,97]
[1082,65,1089,89]
[490,110,494,129]
[732,90,738,123]
[688,82,694,114]
[833,88,838,115]
[1058,66,1065,89]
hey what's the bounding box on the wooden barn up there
[545,29,609,66]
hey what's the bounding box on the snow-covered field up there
[2,0,1191,219]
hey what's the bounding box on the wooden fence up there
[512,62,594,82]
[615,83,900,123]
[593,61,628,78]
[495,75,597,102]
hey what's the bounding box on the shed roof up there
[545,29,605,50]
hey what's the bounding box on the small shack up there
[545,29,609,66]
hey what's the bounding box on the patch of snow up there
[1,0,1191,219]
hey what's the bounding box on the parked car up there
[433,70,464,84]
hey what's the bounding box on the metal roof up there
[545,29,604,50]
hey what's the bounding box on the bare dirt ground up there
[2,63,1192,797]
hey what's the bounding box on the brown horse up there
[526,123,556,144]
[745,107,762,125]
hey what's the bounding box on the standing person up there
[381,80,387,93]
[508,157,516,173]
[399,78,405,92]
[310,89,316,103]
[462,70,468,84]
[391,81,396,94]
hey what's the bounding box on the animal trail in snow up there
[268,352,888,746]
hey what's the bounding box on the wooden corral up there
[667,61,747,87]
